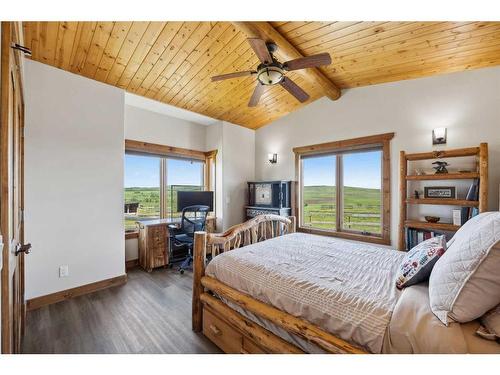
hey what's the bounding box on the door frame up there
[1,21,26,354]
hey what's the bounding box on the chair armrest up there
[167,224,183,237]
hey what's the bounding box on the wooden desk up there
[137,216,216,272]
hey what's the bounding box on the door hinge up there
[11,43,32,56]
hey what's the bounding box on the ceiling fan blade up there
[280,77,310,103]
[211,70,255,82]
[284,53,332,71]
[248,83,265,107]
[247,38,273,64]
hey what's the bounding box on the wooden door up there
[1,21,27,354]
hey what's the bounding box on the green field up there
[124,185,201,230]
[303,185,381,233]
[124,185,381,233]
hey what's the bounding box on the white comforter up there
[205,232,406,353]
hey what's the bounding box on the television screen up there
[177,191,214,212]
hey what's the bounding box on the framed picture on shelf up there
[424,186,456,199]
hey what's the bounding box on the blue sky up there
[126,150,381,189]
[303,150,381,189]
[124,154,203,187]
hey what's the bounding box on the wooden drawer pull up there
[209,324,222,336]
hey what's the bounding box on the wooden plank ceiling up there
[23,21,500,129]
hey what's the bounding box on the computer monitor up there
[177,191,214,212]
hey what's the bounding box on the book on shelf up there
[405,227,450,250]
[452,209,462,226]
[461,179,479,225]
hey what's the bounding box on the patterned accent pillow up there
[396,235,447,289]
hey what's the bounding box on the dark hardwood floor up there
[23,267,222,354]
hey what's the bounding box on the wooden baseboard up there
[26,274,127,311]
[125,259,139,270]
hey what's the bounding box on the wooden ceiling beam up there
[232,22,341,100]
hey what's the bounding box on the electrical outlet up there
[59,265,69,278]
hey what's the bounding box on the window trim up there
[125,139,207,161]
[124,139,217,236]
[294,133,394,246]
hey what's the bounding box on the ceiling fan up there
[211,38,332,107]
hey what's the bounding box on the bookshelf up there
[398,143,488,250]
[405,172,479,180]
[405,198,479,206]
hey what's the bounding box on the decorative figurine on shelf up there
[432,161,449,174]
[425,216,441,223]
[414,190,420,199]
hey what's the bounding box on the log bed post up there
[192,231,207,332]
[289,216,296,233]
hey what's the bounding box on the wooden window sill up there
[125,231,139,240]
[298,226,390,246]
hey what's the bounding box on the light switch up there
[59,265,69,278]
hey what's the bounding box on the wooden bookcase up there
[398,143,488,250]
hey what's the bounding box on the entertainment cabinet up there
[245,181,293,219]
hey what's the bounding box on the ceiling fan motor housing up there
[256,62,285,85]
[265,41,279,54]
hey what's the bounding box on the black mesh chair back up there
[179,205,210,239]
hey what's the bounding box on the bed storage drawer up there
[242,337,267,353]
[203,308,243,353]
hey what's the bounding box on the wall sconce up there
[432,127,447,145]
[268,153,278,164]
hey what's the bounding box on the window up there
[295,133,393,245]
[166,158,204,219]
[302,155,336,230]
[342,150,382,235]
[124,140,216,233]
[124,154,161,231]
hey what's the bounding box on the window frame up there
[294,133,393,245]
[124,140,217,237]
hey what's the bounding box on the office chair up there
[168,205,210,274]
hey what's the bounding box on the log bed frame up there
[192,214,367,354]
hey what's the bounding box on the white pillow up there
[446,212,486,244]
[429,211,500,325]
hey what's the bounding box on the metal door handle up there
[15,243,32,256]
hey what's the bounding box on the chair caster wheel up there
[180,269,185,275]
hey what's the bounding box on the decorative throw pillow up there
[429,211,500,325]
[395,235,447,289]
[477,304,500,341]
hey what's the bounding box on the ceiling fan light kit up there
[211,37,332,107]
[257,64,285,85]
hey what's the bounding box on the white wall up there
[206,122,224,230]
[221,122,255,229]
[24,60,125,299]
[255,66,500,246]
[125,105,207,150]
